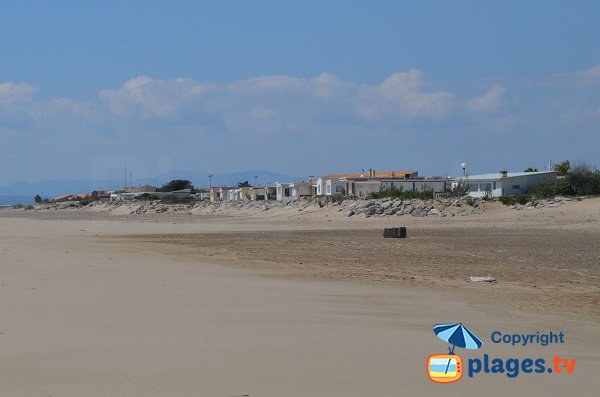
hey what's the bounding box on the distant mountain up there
[0,179,125,198]
[0,170,303,198]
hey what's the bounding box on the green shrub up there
[136,193,159,201]
[330,194,345,204]
[159,195,193,204]
[498,196,531,206]
[12,204,24,209]
[159,179,193,192]
[79,197,92,206]
[371,188,434,200]
[567,169,600,195]
[528,173,600,197]
[449,182,469,198]
[528,162,600,197]
[24,205,34,210]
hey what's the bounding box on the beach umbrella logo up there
[427,323,483,383]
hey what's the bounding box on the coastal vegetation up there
[159,179,193,192]
[529,162,600,197]
[34,194,50,204]
[371,188,435,200]
[498,196,531,206]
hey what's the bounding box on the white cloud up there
[4,66,600,184]
[31,98,100,124]
[228,75,305,93]
[466,85,506,113]
[580,64,600,80]
[228,73,351,101]
[99,76,214,118]
[250,107,277,121]
[0,82,36,105]
[356,69,456,120]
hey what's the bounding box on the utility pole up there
[254,175,258,187]
[208,174,213,189]
[124,164,127,188]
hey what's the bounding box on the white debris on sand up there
[469,276,497,283]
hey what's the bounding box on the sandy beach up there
[1,199,599,396]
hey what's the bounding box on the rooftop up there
[322,170,418,179]
[465,171,557,181]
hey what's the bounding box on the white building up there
[109,188,191,202]
[344,177,450,198]
[276,182,313,202]
[210,187,237,202]
[250,186,277,200]
[315,169,418,197]
[229,187,251,201]
[198,190,211,200]
[462,171,558,198]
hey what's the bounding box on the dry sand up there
[0,198,599,396]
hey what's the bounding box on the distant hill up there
[0,170,303,198]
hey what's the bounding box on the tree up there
[159,179,193,192]
[524,167,538,172]
[237,180,251,187]
[553,160,571,176]
[34,194,42,204]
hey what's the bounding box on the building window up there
[493,182,496,189]
[469,184,479,192]
[481,183,492,191]
[512,185,520,190]
[326,185,331,194]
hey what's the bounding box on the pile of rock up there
[337,197,483,218]
[30,194,573,219]
[128,202,192,215]
[193,198,320,213]
[509,196,571,210]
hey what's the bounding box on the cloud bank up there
[1,66,599,183]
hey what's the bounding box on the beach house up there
[210,187,237,202]
[315,169,419,197]
[345,177,451,198]
[229,187,252,201]
[250,185,277,200]
[461,171,558,198]
[276,182,313,202]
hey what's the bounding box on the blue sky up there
[1,0,599,185]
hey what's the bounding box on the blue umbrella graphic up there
[433,323,483,374]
